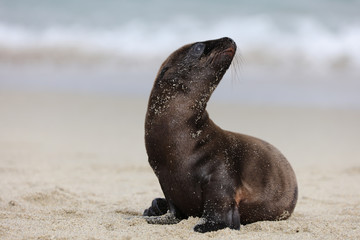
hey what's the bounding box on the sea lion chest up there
[145,114,209,216]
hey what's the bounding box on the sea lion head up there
[154,37,237,95]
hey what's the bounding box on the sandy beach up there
[1,0,360,238]
[0,91,359,239]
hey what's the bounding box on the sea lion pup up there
[143,37,298,233]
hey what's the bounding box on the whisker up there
[230,50,245,85]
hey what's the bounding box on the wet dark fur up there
[143,37,298,233]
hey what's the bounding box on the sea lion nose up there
[225,37,235,44]
[221,37,237,50]
[228,38,237,49]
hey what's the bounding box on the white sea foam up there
[0,16,359,70]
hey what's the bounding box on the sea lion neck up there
[146,85,211,126]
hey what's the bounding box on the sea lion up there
[143,37,298,233]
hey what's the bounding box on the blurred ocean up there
[0,0,359,108]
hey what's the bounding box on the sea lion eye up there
[191,43,205,57]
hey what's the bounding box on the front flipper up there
[143,198,186,225]
[194,206,240,233]
[143,198,168,216]
[194,176,241,233]
[145,212,181,225]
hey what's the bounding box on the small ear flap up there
[158,66,170,80]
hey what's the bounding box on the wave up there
[1,16,359,69]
